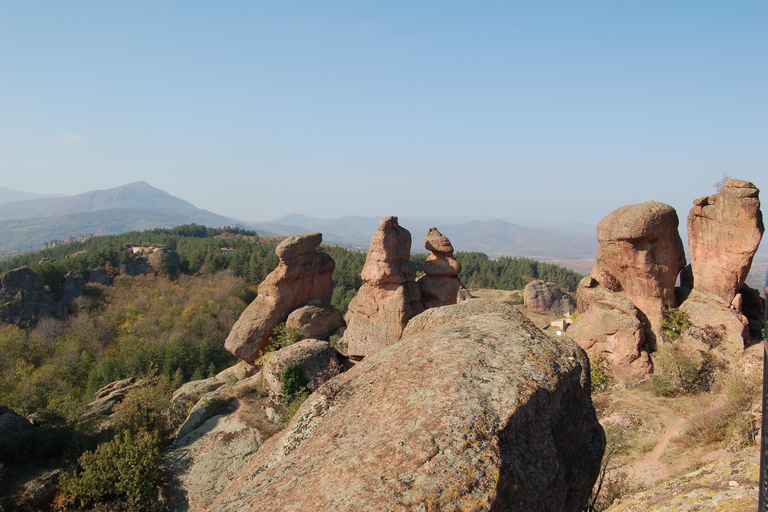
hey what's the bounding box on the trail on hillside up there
[626,416,687,485]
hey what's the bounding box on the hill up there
[0,186,64,205]
[0,182,274,253]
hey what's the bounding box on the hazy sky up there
[1,2,765,225]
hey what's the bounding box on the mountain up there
[263,214,599,258]
[0,186,64,205]
[0,182,271,253]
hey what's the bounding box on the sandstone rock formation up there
[209,299,604,512]
[591,201,686,339]
[523,280,576,316]
[687,179,764,307]
[568,201,685,381]
[225,233,335,362]
[285,301,344,341]
[417,227,462,309]
[343,217,423,357]
[262,339,340,398]
[678,289,749,357]
[568,277,652,382]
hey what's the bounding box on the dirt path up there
[626,416,687,485]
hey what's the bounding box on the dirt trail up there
[627,416,687,485]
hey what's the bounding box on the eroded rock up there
[417,227,462,309]
[523,280,576,317]
[285,301,344,341]
[343,217,423,357]
[209,299,604,512]
[262,339,341,398]
[225,233,335,362]
[687,179,764,306]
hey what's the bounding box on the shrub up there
[660,308,691,341]
[282,362,310,423]
[268,323,303,351]
[590,355,609,392]
[651,343,717,396]
[55,430,161,511]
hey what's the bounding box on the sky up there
[1,1,766,226]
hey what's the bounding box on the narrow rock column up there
[417,227,462,310]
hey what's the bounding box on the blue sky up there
[1,1,765,225]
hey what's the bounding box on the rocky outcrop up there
[523,280,576,316]
[225,233,335,362]
[262,339,341,398]
[568,277,652,382]
[687,179,764,307]
[83,377,151,431]
[0,267,54,326]
[0,405,34,463]
[417,227,462,309]
[209,299,604,512]
[591,201,685,340]
[343,217,423,357]
[569,201,685,381]
[606,448,759,512]
[678,289,749,357]
[285,301,344,341]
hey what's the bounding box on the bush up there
[268,323,303,351]
[661,308,691,341]
[55,430,162,511]
[282,362,310,423]
[651,343,717,396]
[590,355,609,392]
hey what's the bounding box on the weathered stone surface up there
[171,377,224,407]
[0,405,33,446]
[418,227,462,311]
[606,448,759,512]
[0,267,54,327]
[225,233,335,362]
[568,277,652,382]
[523,280,577,316]
[210,299,604,512]
[687,179,764,306]
[215,360,259,384]
[285,301,344,341]
[592,201,686,341]
[679,289,750,357]
[262,339,340,398]
[87,267,109,285]
[59,272,83,307]
[164,408,262,512]
[84,377,150,423]
[740,284,766,340]
[343,217,423,357]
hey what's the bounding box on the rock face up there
[225,233,335,362]
[568,277,652,382]
[210,299,604,512]
[678,289,750,356]
[523,280,577,316]
[687,179,764,307]
[262,339,341,398]
[417,227,462,309]
[343,217,423,357]
[606,448,759,512]
[285,301,344,341]
[569,201,685,381]
[0,267,54,326]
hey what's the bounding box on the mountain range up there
[0,182,601,259]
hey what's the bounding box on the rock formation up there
[687,179,764,307]
[285,301,344,341]
[225,233,335,362]
[523,280,576,316]
[568,201,685,381]
[209,299,604,512]
[342,217,423,357]
[0,267,53,326]
[568,277,652,381]
[417,227,462,309]
[262,339,340,398]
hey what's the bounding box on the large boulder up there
[523,280,577,317]
[225,233,335,362]
[591,201,686,341]
[285,301,344,341]
[568,277,652,382]
[343,217,423,357]
[687,179,764,307]
[678,289,750,357]
[262,339,341,398]
[209,299,605,512]
[417,227,463,309]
